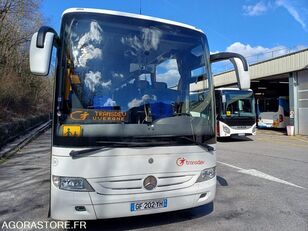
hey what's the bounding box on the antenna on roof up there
[139,0,142,14]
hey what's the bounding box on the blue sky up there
[41,0,307,59]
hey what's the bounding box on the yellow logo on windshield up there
[70,111,89,121]
[62,125,82,137]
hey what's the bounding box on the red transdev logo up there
[176,157,205,166]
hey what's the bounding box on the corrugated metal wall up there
[214,49,308,87]
[298,70,308,135]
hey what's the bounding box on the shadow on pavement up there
[217,136,253,143]
[69,202,214,231]
[217,176,228,186]
[256,128,287,135]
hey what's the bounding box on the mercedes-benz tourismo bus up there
[29,8,250,220]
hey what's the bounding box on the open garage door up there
[298,70,308,135]
[251,74,290,129]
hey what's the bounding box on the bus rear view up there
[257,96,289,128]
[29,8,250,220]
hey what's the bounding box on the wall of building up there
[214,49,308,87]
[297,70,308,135]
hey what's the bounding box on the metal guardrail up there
[0,120,51,159]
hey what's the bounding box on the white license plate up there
[130,198,167,211]
[238,133,245,136]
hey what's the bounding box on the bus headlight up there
[223,125,230,134]
[52,175,94,192]
[196,167,216,182]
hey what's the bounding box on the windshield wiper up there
[69,138,215,158]
[69,140,170,158]
[69,147,109,158]
[69,142,129,158]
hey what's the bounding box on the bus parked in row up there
[29,8,250,220]
[215,88,256,137]
[257,96,289,128]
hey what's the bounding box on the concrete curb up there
[0,120,52,159]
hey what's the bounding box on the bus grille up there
[92,173,197,195]
[230,125,253,130]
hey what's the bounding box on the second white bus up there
[215,88,256,137]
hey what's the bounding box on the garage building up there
[213,48,308,135]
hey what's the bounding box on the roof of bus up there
[215,87,253,91]
[62,8,203,33]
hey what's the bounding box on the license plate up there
[130,198,167,211]
[238,133,245,136]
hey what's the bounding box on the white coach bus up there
[29,8,250,220]
[215,88,256,137]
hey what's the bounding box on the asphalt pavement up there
[0,129,307,231]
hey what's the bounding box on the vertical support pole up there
[288,72,298,134]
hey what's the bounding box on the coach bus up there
[257,96,289,128]
[215,88,256,137]
[29,8,250,220]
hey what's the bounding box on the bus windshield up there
[54,12,214,146]
[220,90,255,117]
[257,98,278,113]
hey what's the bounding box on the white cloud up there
[128,98,143,109]
[157,69,181,87]
[294,44,308,50]
[142,28,162,51]
[85,71,102,92]
[210,51,220,55]
[226,42,287,58]
[276,0,306,30]
[121,28,162,56]
[104,98,117,106]
[101,80,112,87]
[156,59,181,88]
[73,21,103,67]
[112,72,124,78]
[243,1,269,16]
[121,35,141,54]
[84,71,111,92]
[219,42,306,70]
[77,45,102,68]
[159,59,178,70]
[128,94,157,108]
[77,21,103,49]
[212,42,307,73]
[243,0,307,31]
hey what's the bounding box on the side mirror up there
[210,52,250,90]
[29,26,59,76]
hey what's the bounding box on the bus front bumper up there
[50,178,216,220]
[218,121,256,137]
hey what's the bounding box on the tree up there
[0,0,53,122]
[0,0,43,72]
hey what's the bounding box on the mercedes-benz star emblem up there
[143,175,157,190]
